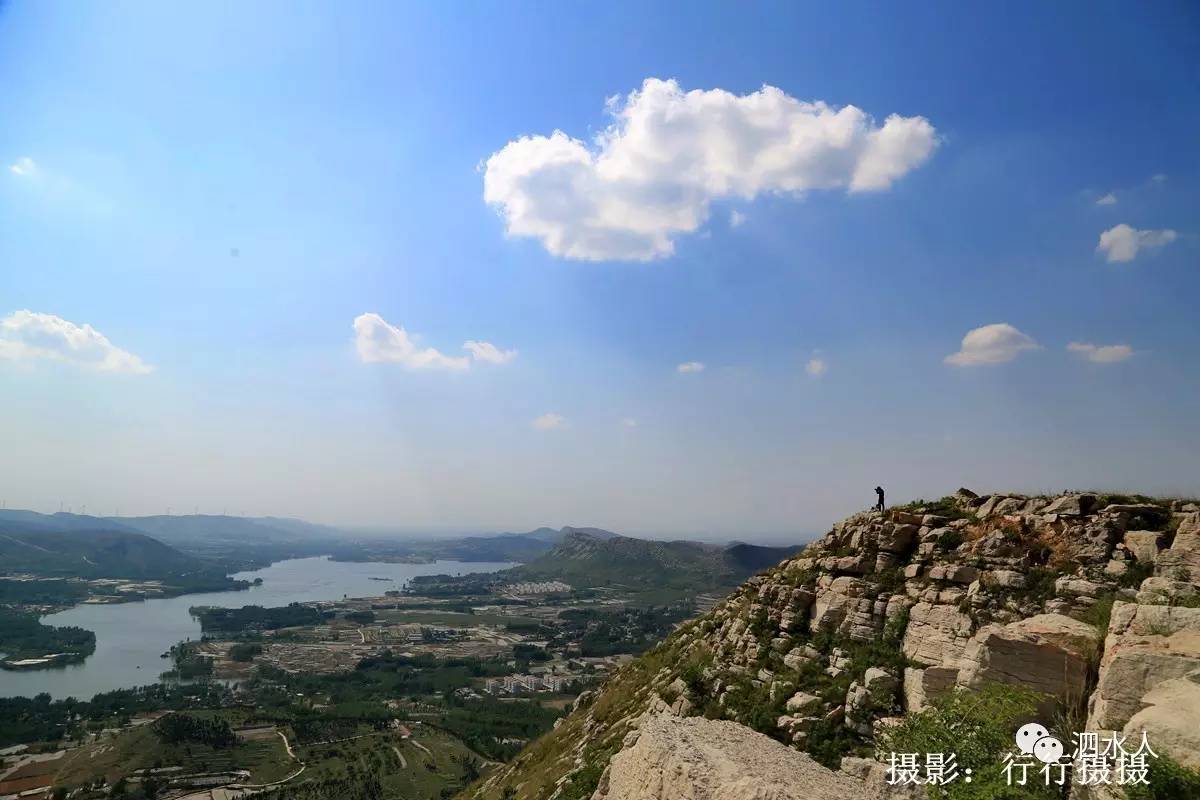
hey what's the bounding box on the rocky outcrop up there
[901,602,974,667]
[902,666,957,713]
[1086,602,1200,732]
[1156,512,1200,582]
[591,714,864,800]
[956,614,1101,713]
[1124,676,1200,769]
[460,491,1200,800]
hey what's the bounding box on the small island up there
[0,608,96,670]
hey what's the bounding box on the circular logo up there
[1015,723,1050,755]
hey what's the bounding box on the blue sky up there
[1,1,1197,539]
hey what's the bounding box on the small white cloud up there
[1067,342,1134,364]
[9,157,36,177]
[621,417,638,428]
[1151,173,1167,184]
[945,323,1040,367]
[1096,223,1177,263]
[1095,192,1117,206]
[353,314,516,371]
[532,412,566,430]
[729,210,747,228]
[483,78,938,261]
[463,340,518,364]
[353,313,469,370]
[0,310,152,374]
[676,361,705,373]
[805,357,827,377]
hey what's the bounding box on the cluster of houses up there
[501,581,572,596]
[484,673,569,694]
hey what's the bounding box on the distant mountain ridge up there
[510,530,803,592]
[0,509,338,545]
[0,510,799,582]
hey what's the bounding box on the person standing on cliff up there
[874,486,885,512]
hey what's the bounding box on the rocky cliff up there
[459,490,1200,800]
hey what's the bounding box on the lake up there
[0,556,514,700]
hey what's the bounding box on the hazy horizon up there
[0,504,820,547]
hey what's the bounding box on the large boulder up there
[785,691,822,715]
[901,602,975,668]
[1043,494,1098,517]
[878,524,918,554]
[956,614,1101,712]
[592,713,864,800]
[1123,531,1164,565]
[1123,676,1200,769]
[902,666,958,713]
[1136,577,1200,605]
[1086,602,1200,732]
[845,668,900,735]
[811,577,867,633]
[1157,513,1200,582]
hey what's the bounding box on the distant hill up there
[510,530,802,592]
[330,526,624,564]
[0,510,340,548]
[0,510,341,571]
[406,533,554,563]
[110,514,340,545]
[555,526,620,541]
[0,510,141,534]
[0,523,209,579]
[499,526,621,545]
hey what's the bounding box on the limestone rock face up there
[1043,494,1098,517]
[845,668,900,735]
[785,691,822,714]
[956,614,1100,710]
[902,666,957,713]
[591,714,864,800]
[1136,577,1200,605]
[901,602,975,667]
[1123,530,1163,565]
[1123,676,1200,769]
[1086,602,1200,732]
[811,576,867,633]
[1156,513,1200,582]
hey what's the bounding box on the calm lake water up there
[0,556,514,701]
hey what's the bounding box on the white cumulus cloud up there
[463,340,518,365]
[0,310,152,374]
[1097,223,1177,263]
[805,357,827,377]
[532,412,566,431]
[729,210,747,228]
[1095,192,1117,206]
[354,313,469,370]
[676,361,705,373]
[353,313,517,371]
[945,323,1040,367]
[482,78,938,261]
[9,157,36,177]
[1067,342,1134,363]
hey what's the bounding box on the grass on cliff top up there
[897,496,973,521]
[878,683,1058,800]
